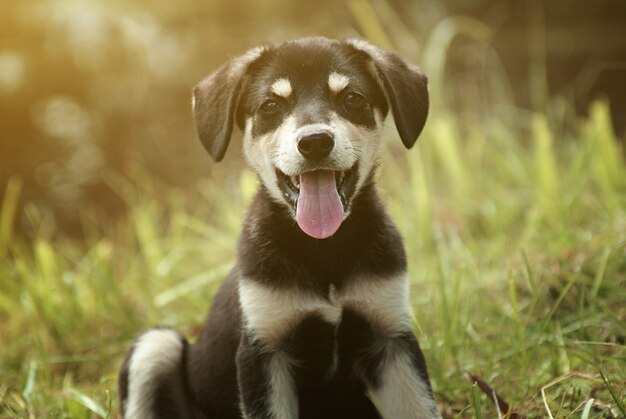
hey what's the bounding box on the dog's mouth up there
[276,165,359,239]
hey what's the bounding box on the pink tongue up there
[296,170,344,239]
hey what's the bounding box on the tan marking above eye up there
[271,78,292,98]
[328,72,350,93]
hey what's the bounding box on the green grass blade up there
[0,176,21,257]
[580,398,594,419]
[532,114,559,218]
[154,263,232,307]
[470,382,483,419]
[66,388,107,418]
[600,368,626,417]
[21,360,37,404]
[347,0,393,48]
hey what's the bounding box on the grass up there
[0,97,624,418]
[1,3,625,415]
[380,100,625,418]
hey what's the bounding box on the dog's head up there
[193,37,428,239]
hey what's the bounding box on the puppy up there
[119,37,441,419]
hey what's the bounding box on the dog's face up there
[193,37,428,239]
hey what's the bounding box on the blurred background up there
[1,0,625,236]
[2,0,626,417]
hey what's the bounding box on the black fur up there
[193,37,428,163]
[288,315,382,419]
[236,332,274,419]
[178,183,415,419]
[119,37,437,419]
[119,328,201,418]
[242,41,387,137]
[239,180,407,292]
[118,342,132,406]
[192,49,260,161]
[367,46,429,148]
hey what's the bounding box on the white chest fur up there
[238,275,412,347]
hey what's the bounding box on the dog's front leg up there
[339,308,440,419]
[236,333,298,419]
[367,334,441,419]
[237,279,342,419]
[339,277,441,419]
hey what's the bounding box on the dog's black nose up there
[297,132,334,161]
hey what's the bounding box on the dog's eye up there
[259,99,282,115]
[343,92,368,111]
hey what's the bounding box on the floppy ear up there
[346,39,429,149]
[192,46,265,161]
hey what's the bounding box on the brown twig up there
[468,371,525,419]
